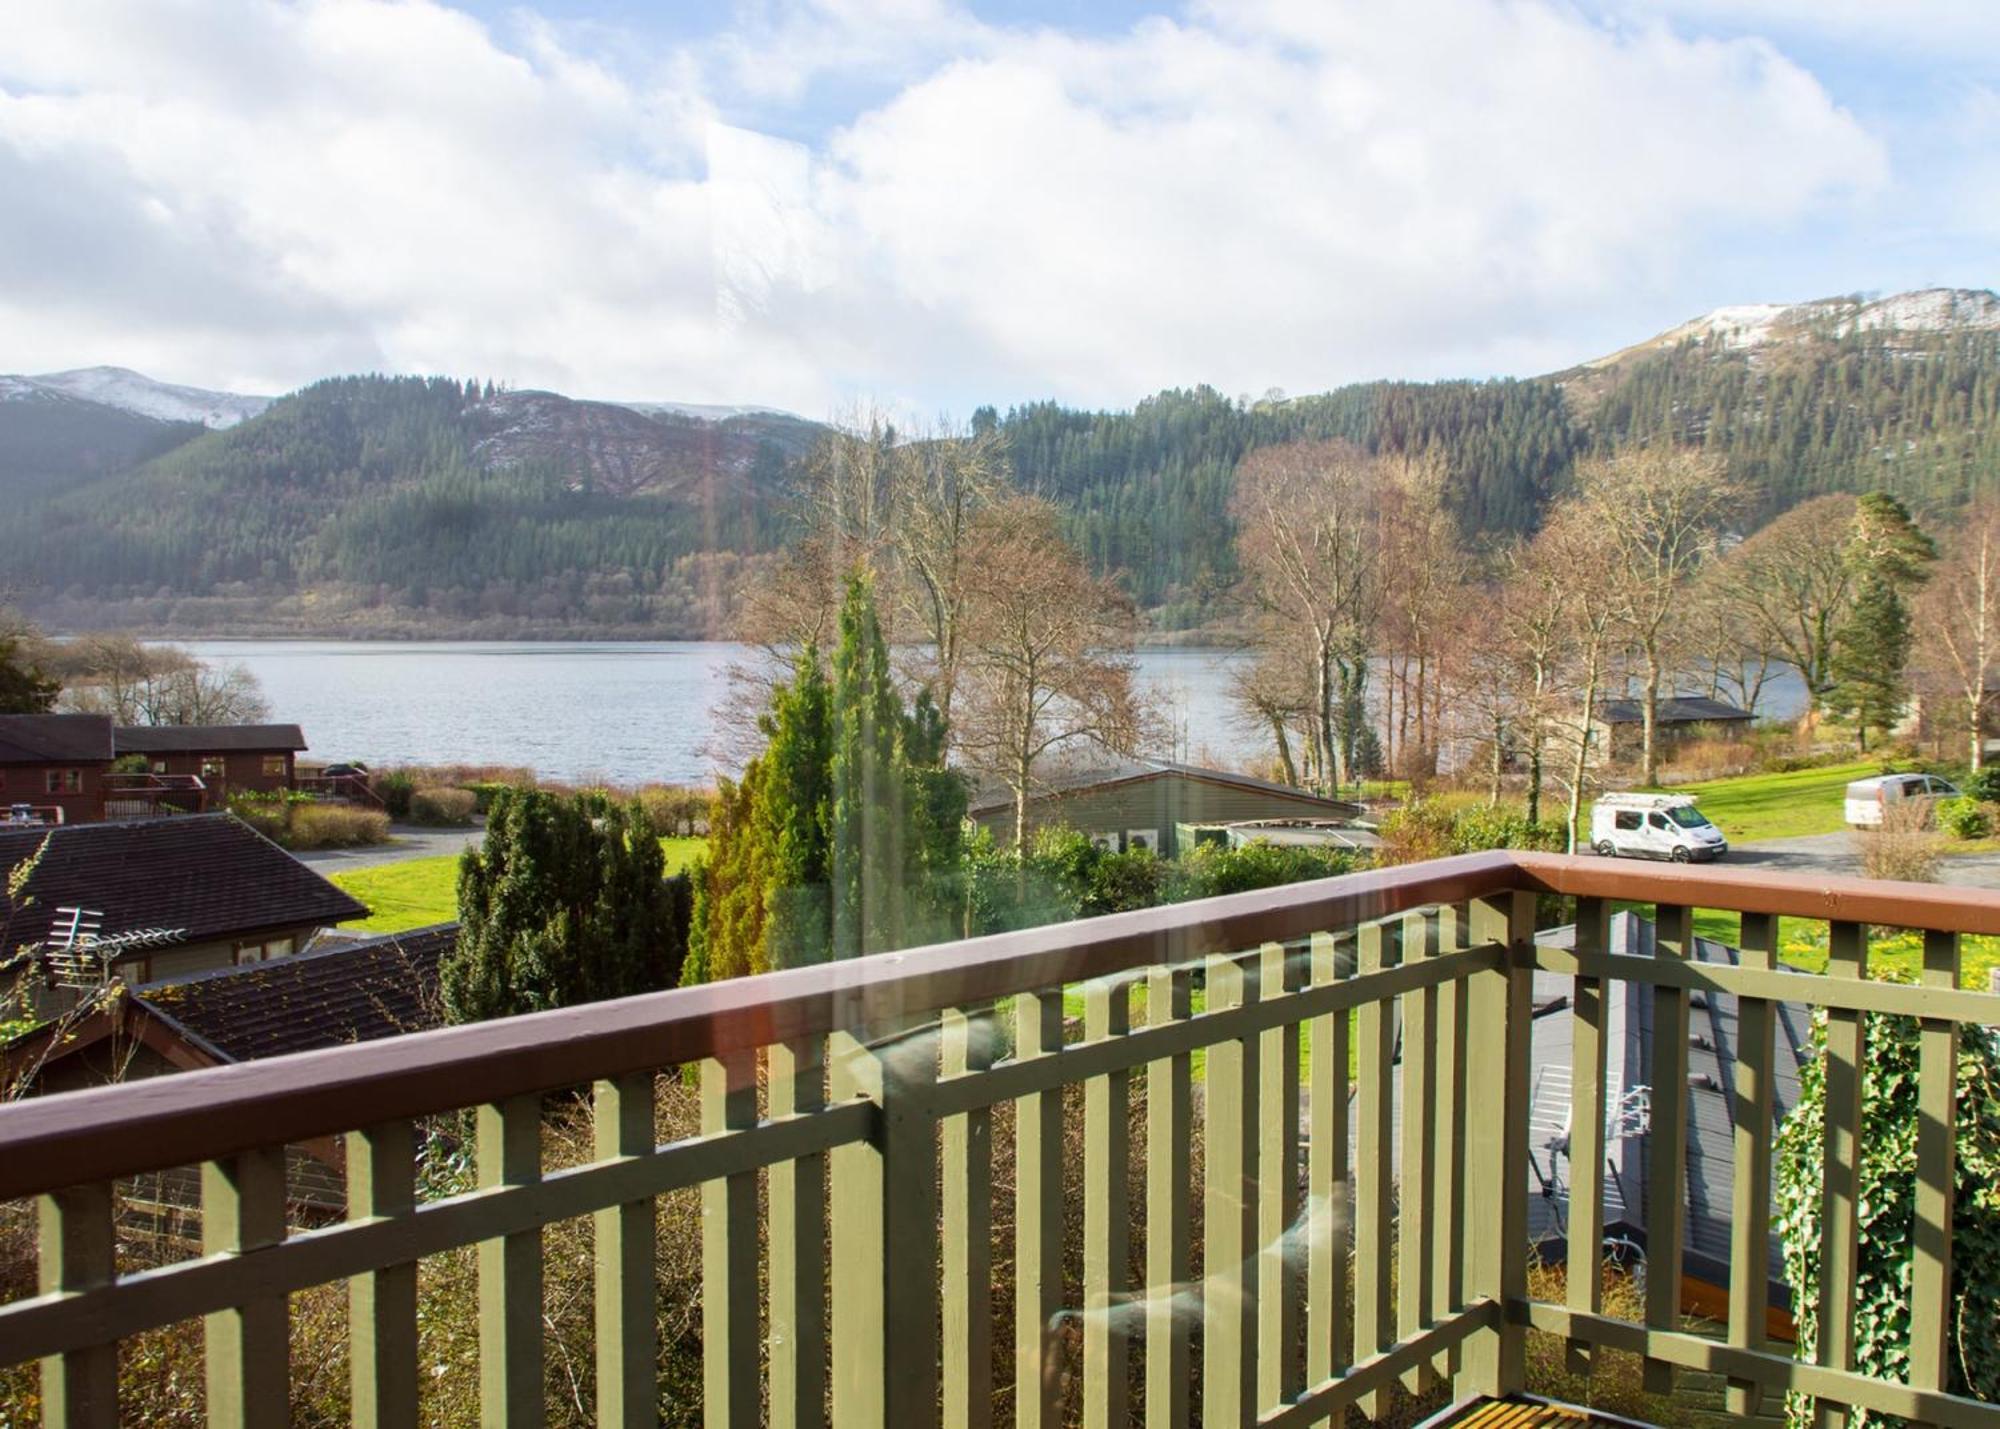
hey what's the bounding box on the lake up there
[176,641,1254,786]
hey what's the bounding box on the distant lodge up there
[0,714,343,824]
[967,756,1376,857]
[1589,696,1753,765]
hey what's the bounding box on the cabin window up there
[201,757,226,780]
[1125,828,1159,853]
[45,769,81,794]
[151,760,168,774]
[262,756,288,777]
[1614,811,1640,831]
[235,936,296,966]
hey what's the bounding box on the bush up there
[1854,799,1944,883]
[1966,766,2000,804]
[464,780,519,814]
[227,790,292,843]
[374,769,415,820]
[287,804,392,849]
[635,784,711,838]
[1776,1007,2000,1423]
[410,786,477,826]
[1936,795,1992,841]
[1377,797,1564,866]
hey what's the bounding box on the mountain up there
[20,366,272,428]
[3,287,1998,637]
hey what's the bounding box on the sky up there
[0,0,1995,419]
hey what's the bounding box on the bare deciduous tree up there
[52,636,270,726]
[1916,500,2000,771]
[890,420,1008,728]
[1708,493,1857,702]
[1231,440,1383,792]
[1572,448,1736,784]
[953,498,1146,847]
[1377,451,1470,779]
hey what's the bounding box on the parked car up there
[1844,773,1960,829]
[1590,792,1728,863]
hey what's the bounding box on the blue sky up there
[1,0,1994,416]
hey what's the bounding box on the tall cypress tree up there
[0,636,57,714]
[831,573,910,959]
[1823,493,1937,751]
[760,646,833,971]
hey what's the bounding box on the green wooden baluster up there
[1203,952,1259,1429]
[1146,965,1194,1429]
[770,1037,830,1429]
[477,1096,544,1428]
[38,1182,117,1429]
[1815,921,1868,1429]
[1306,932,1350,1429]
[1398,911,1437,1395]
[349,1120,418,1429]
[1727,912,1777,1416]
[1566,897,1610,1378]
[1084,980,1132,1429]
[1015,992,1064,1429]
[1911,928,1961,1396]
[1259,941,1303,1412]
[943,1007,996,1429]
[1353,921,1395,1421]
[1644,903,1692,1397]
[703,1052,758,1428]
[204,1146,289,1429]
[595,1076,657,1429]
[1431,908,1468,1386]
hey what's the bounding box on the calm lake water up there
[177,641,1252,786]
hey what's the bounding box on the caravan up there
[1589,792,1728,863]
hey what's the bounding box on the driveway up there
[1697,831,2000,890]
[295,824,483,871]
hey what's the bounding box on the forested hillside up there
[5,292,2000,637]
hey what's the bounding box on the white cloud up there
[0,0,1894,412]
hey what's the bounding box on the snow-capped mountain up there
[1586,287,2000,368]
[7,366,272,429]
[618,399,804,422]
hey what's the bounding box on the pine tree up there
[760,646,832,971]
[1822,494,1937,751]
[831,573,910,959]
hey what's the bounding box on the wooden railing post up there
[1014,991,1064,1429]
[1911,928,1961,1396]
[202,1147,290,1429]
[1431,910,1468,1387]
[1146,965,1195,1429]
[1815,921,1869,1429]
[1203,952,1260,1429]
[477,1095,544,1428]
[942,1008,996,1429]
[770,1037,830,1429]
[38,1182,117,1429]
[1458,891,1533,1402]
[596,1075,658,1429]
[1258,941,1303,1413]
[1084,979,1133,1429]
[830,1023,942,1429]
[348,1120,419,1429]
[1306,932,1350,1429]
[1726,912,1778,1417]
[1398,911,1438,1396]
[702,1052,759,1428]
[1353,921,1396,1422]
[1643,903,1693,1397]
[1566,897,1610,1378]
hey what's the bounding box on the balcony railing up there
[3,850,2000,1427]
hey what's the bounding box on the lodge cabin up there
[0,713,114,825]
[0,813,368,1019]
[1590,695,1754,766]
[113,721,307,801]
[967,754,1369,856]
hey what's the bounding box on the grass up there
[331,837,707,933]
[1660,760,1881,842]
[1633,906,2000,991]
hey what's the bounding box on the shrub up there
[1966,766,2000,804]
[1164,840,1363,900]
[226,790,292,843]
[374,769,415,820]
[286,804,392,849]
[1776,1007,2000,1424]
[1377,797,1563,866]
[1854,798,1944,883]
[635,784,711,838]
[410,786,477,826]
[1082,848,1162,915]
[1936,795,1991,841]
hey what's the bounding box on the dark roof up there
[132,924,455,1062]
[1595,696,1753,726]
[1526,914,1813,1307]
[0,813,367,949]
[0,713,114,764]
[114,723,307,754]
[967,754,1367,818]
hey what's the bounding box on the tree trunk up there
[1271,716,1298,787]
[1972,691,1985,773]
[1641,653,1663,786]
[1488,714,1504,806]
[1566,664,1602,853]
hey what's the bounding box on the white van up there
[1844,773,1961,829]
[1590,793,1728,863]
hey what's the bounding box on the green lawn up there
[331,837,707,933]
[1663,760,1880,843]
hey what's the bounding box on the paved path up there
[295,824,483,871]
[1636,830,2000,889]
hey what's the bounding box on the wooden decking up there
[1424,1395,1652,1427]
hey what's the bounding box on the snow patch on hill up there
[1598,288,2000,367]
[20,366,272,428]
